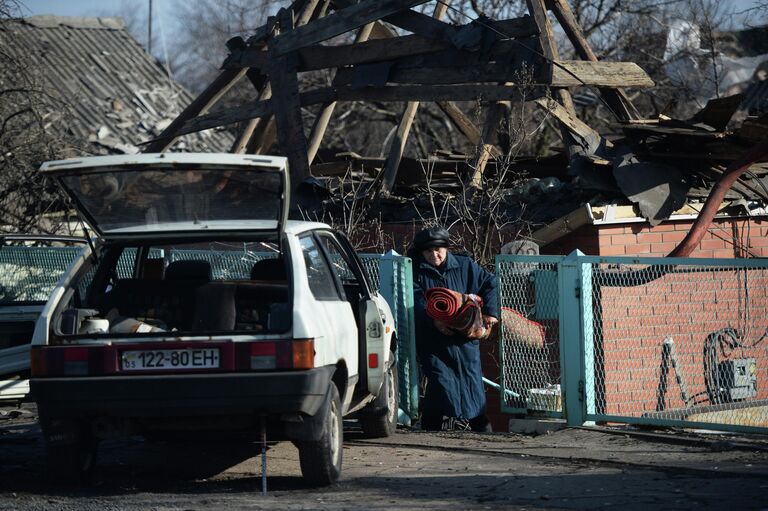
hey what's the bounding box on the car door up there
[315,232,387,396]
[297,234,359,381]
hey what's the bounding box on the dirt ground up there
[1,405,767,510]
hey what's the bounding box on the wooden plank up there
[553,61,654,88]
[231,27,535,73]
[526,0,554,61]
[269,52,312,194]
[335,84,545,102]
[307,22,375,164]
[297,34,445,70]
[470,102,506,188]
[143,68,246,153]
[272,0,429,55]
[618,124,727,137]
[534,97,611,153]
[547,0,639,120]
[436,101,483,148]
[332,0,537,42]
[232,82,274,153]
[248,116,277,154]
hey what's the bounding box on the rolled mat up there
[425,287,546,347]
[425,287,487,339]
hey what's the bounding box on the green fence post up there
[558,250,586,426]
[379,250,418,424]
[581,260,596,418]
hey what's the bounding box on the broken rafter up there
[144,68,247,153]
[272,0,430,55]
[380,0,450,196]
[534,97,610,154]
[307,21,376,164]
[546,0,640,120]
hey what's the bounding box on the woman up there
[410,226,498,432]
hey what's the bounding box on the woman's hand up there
[483,315,499,330]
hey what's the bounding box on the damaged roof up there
[2,15,234,154]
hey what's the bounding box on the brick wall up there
[543,217,768,258]
[597,267,768,416]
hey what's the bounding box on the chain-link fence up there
[497,253,768,434]
[589,258,768,431]
[496,256,563,417]
[0,246,83,303]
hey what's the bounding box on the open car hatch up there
[40,153,289,239]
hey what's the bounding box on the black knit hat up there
[413,227,450,251]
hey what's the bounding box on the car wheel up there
[360,353,399,438]
[298,384,343,486]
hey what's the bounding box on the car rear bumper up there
[31,366,334,419]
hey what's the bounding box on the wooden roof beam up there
[380,0,451,196]
[168,84,546,139]
[272,0,430,55]
[546,0,640,121]
[143,68,247,153]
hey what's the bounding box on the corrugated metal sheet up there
[2,15,234,154]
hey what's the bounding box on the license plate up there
[121,348,220,371]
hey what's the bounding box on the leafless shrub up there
[414,69,542,267]
[300,165,395,252]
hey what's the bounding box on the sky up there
[18,0,768,22]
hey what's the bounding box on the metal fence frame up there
[363,252,419,424]
[496,251,768,434]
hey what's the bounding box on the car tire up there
[360,353,399,438]
[298,384,342,486]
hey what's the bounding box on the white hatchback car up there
[30,153,398,485]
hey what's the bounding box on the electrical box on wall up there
[719,358,757,401]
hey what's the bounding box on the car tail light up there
[289,339,314,370]
[31,346,104,377]
[368,353,379,369]
[241,339,314,370]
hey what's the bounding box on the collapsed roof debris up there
[138,0,768,243]
[4,15,234,155]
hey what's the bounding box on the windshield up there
[60,167,283,233]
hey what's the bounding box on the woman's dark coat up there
[413,251,498,420]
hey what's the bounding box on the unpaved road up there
[2,407,768,510]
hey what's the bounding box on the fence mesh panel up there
[589,259,768,431]
[0,246,82,303]
[170,249,276,279]
[358,255,381,293]
[496,257,563,416]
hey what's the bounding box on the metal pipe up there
[669,140,768,257]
